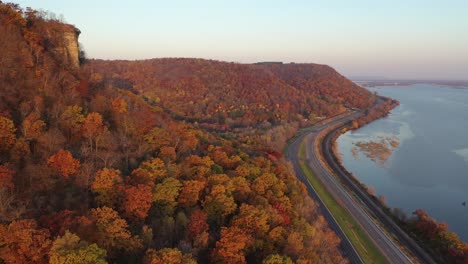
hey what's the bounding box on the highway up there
[286,110,416,264]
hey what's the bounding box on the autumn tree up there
[211,226,252,264]
[152,177,182,214]
[186,210,209,251]
[48,149,81,178]
[232,204,270,237]
[177,180,205,207]
[262,254,293,264]
[49,231,107,264]
[21,112,45,142]
[130,157,167,185]
[84,207,142,254]
[144,127,171,151]
[0,219,51,264]
[159,146,176,162]
[0,115,16,154]
[0,165,14,189]
[203,184,237,224]
[121,184,153,220]
[59,105,85,140]
[91,168,122,207]
[82,112,107,155]
[143,248,196,264]
[111,98,128,114]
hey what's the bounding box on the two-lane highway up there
[286,111,413,264]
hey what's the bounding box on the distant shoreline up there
[352,80,468,88]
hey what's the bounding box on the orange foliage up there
[178,180,206,207]
[47,149,80,178]
[82,112,105,139]
[121,184,153,220]
[0,219,52,264]
[211,226,253,264]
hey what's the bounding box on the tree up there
[49,231,107,264]
[262,254,293,264]
[232,204,270,237]
[82,112,107,155]
[187,210,209,240]
[121,184,153,220]
[0,165,14,189]
[211,227,252,264]
[152,177,182,213]
[144,127,171,151]
[0,219,51,264]
[91,168,123,207]
[82,112,105,140]
[131,157,167,184]
[203,184,237,222]
[144,248,196,264]
[60,105,85,140]
[86,207,142,253]
[111,98,127,114]
[0,115,16,153]
[159,146,176,162]
[48,149,80,178]
[21,112,45,141]
[177,180,205,207]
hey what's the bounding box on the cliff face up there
[60,26,80,68]
[47,24,81,69]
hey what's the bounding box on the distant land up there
[351,79,468,88]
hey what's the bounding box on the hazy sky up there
[15,0,468,79]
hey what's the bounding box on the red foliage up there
[121,184,153,220]
[187,210,209,239]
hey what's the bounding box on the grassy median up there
[298,142,388,264]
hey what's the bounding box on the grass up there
[298,142,388,264]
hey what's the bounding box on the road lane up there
[286,111,414,264]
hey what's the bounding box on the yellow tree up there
[49,231,107,264]
[0,115,16,154]
[60,105,85,140]
[91,168,122,207]
[87,207,142,254]
[144,248,196,264]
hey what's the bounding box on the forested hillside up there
[87,59,374,128]
[0,2,377,263]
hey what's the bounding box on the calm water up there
[337,84,468,241]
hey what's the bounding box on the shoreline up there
[324,98,467,263]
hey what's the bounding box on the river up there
[337,84,468,241]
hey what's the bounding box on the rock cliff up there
[48,24,81,69]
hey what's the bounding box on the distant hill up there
[86,59,375,128]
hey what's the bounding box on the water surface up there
[337,84,468,241]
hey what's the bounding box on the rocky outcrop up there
[42,23,81,69]
[52,25,80,68]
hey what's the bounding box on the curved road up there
[286,111,414,264]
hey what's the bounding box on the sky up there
[14,0,468,80]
